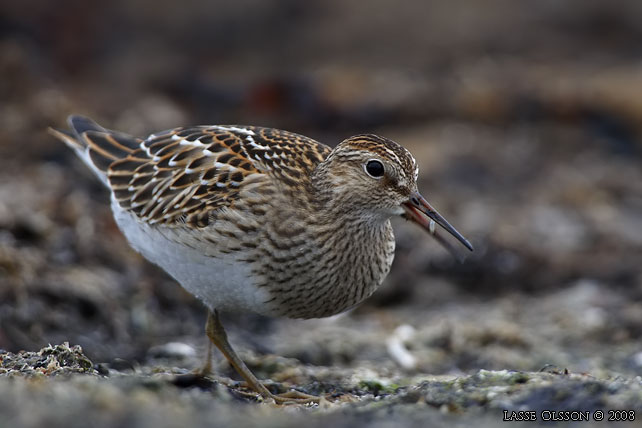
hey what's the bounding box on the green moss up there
[358,379,399,395]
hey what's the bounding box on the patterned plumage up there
[50,115,472,402]
[54,117,331,227]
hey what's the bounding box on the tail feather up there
[68,115,107,135]
[48,126,84,152]
[49,115,143,186]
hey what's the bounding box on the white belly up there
[111,198,272,314]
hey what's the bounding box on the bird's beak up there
[402,192,474,253]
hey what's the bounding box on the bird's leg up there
[205,309,319,404]
[198,340,214,376]
[205,309,271,397]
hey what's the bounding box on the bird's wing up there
[51,116,331,227]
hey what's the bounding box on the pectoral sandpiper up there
[50,116,473,403]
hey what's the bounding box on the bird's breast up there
[256,219,396,319]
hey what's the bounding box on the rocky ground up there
[2,1,642,426]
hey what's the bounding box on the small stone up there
[147,342,196,360]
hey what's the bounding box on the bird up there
[50,115,473,404]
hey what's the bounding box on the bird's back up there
[50,116,331,227]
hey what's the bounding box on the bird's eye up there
[365,160,385,178]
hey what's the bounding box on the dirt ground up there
[1,1,642,426]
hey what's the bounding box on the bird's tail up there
[48,115,142,186]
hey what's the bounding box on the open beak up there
[402,192,474,254]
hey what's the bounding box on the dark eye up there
[365,160,385,178]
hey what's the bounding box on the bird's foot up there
[233,381,321,404]
[267,389,321,405]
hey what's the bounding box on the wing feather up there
[51,118,332,227]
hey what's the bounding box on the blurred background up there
[1,0,641,378]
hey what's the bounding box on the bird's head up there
[314,134,473,253]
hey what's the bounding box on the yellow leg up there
[198,340,214,377]
[205,310,319,404]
